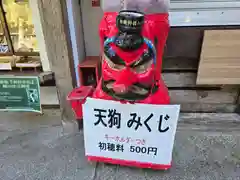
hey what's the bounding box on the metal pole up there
[123,0,127,10]
[121,0,127,10]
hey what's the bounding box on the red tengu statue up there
[93,0,170,105]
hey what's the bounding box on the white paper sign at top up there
[83,98,180,166]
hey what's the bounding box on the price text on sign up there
[83,98,180,165]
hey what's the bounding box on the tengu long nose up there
[112,68,137,94]
[113,84,128,94]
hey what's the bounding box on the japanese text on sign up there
[83,98,180,165]
[94,108,170,133]
[0,76,41,113]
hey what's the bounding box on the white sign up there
[83,98,180,166]
[0,63,11,70]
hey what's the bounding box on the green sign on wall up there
[0,76,41,113]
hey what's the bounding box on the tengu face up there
[101,43,157,101]
[94,7,170,104]
[100,10,160,101]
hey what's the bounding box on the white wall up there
[81,0,103,56]
[29,0,51,72]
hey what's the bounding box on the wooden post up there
[36,0,76,129]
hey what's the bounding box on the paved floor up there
[0,110,240,180]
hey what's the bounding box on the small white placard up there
[83,98,180,165]
[0,63,12,70]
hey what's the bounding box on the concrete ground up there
[0,109,240,180]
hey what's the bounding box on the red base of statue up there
[87,156,172,170]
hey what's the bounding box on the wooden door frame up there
[0,3,14,54]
